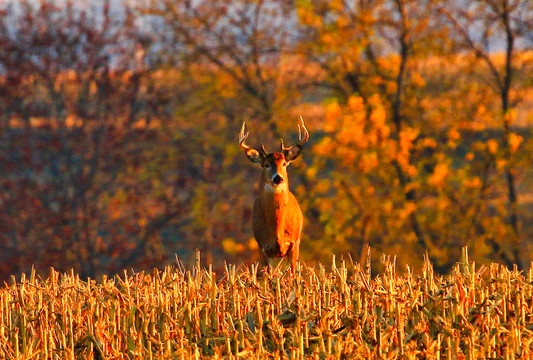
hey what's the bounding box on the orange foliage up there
[1,0,532,280]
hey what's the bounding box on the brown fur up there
[239,119,308,275]
[252,153,303,272]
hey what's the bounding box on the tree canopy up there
[0,0,532,279]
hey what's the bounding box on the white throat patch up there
[264,183,286,193]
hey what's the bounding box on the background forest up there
[0,0,532,280]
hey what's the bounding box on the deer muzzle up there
[272,174,284,185]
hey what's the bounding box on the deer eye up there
[282,162,288,167]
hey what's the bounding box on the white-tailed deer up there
[239,117,309,274]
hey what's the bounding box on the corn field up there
[1,248,533,359]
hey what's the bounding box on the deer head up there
[239,117,309,188]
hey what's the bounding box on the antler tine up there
[260,142,268,155]
[280,116,310,151]
[239,122,251,150]
[240,122,268,154]
[298,115,310,145]
[280,138,285,151]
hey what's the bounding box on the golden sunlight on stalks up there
[1,248,533,359]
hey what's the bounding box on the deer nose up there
[272,174,284,185]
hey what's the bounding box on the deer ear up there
[245,148,263,164]
[283,145,302,163]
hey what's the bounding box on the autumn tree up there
[294,0,462,268]
[137,0,316,265]
[141,0,300,134]
[0,0,187,278]
[438,0,533,266]
[0,0,532,280]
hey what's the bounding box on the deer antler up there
[240,122,267,155]
[281,116,310,151]
[239,122,251,150]
[260,142,268,155]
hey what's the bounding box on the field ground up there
[1,248,533,359]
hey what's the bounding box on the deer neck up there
[259,175,289,237]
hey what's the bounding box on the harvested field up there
[1,248,532,359]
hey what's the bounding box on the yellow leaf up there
[411,72,426,88]
[348,96,364,113]
[329,0,344,12]
[448,128,460,141]
[320,33,335,46]
[336,15,349,28]
[487,139,498,154]
[463,177,481,188]
[324,101,341,131]
[315,179,331,193]
[399,202,416,220]
[222,238,245,255]
[248,238,258,251]
[399,127,419,155]
[509,133,523,153]
[383,201,393,214]
[314,137,335,156]
[306,167,318,180]
[429,163,449,186]
[386,81,397,94]
[422,138,437,149]
[370,107,387,129]
[504,109,517,124]
[296,7,314,26]
[359,152,378,173]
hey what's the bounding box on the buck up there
[239,117,309,274]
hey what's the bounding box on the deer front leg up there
[289,239,300,277]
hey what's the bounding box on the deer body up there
[253,162,303,265]
[239,119,309,272]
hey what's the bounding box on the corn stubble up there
[1,248,533,359]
